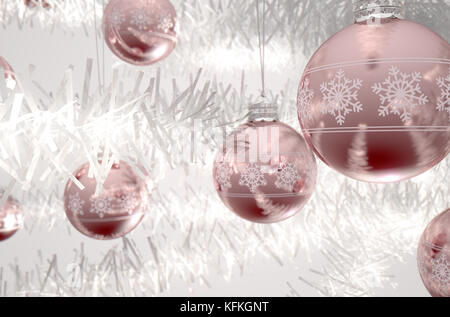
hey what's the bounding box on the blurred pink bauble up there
[417,208,450,297]
[103,0,177,66]
[24,0,50,9]
[64,161,148,240]
[0,56,16,90]
[0,192,22,241]
[213,119,317,224]
[297,0,450,183]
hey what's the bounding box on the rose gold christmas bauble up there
[0,192,22,241]
[417,208,450,297]
[298,13,450,183]
[103,0,177,66]
[64,161,148,240]
[213,121,317,224]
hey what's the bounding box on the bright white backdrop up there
[0,0,449,297]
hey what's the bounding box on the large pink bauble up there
[103,0,177,66]
[417,208,450,297]
[213,121,317,224]
[0,192,22,241]
[0,56,16,90]
[297,5,450,182]
[63,161,148,240]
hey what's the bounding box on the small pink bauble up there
[213,121,317,224]
[417,208,450,297]
[64,161,148,240]
[0,192,22,241]
[297,1,450,183]
[24,0,50,9]
[0,56,16,90]
[103,0,177,66]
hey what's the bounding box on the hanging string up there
[93,0,102,90]
[102,0,105,88]
[255,0,266,98]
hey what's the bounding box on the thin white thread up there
[219,192,303,198]
[256,0,266,97]
[93,0,102,89]
[102,0,105,88]
[303,126,450,134]
[68,213,145,223]
[304,58,450,75]
[422,242,450,254]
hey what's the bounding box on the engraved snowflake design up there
[275,162,302,192]
[215,162,233,190]
[320,69,363,125]
[130,10,151,31]
[436,68,450,121]
[68,193,85,215]
[239,163,267,193]
[297,78,314,125]
[116,193,138,215]
[372,66,429,123]
[89,196,112,218]
[110,8,125,29]
[157,15,174,33]
[430,253,450,288]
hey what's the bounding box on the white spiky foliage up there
[0,0,449,297]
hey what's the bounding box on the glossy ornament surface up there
[0,192,22,241]
[103,0,177,66]
[297,0,450,183]
[64,161,148,240]
[417,208,450,297]
[213,120,317,224]
[0,56,16,90]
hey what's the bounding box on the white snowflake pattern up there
[436,68,450,121]
[89,196,112,218]
[275,162,302,192]
[109,8,125,29]
[130,10,151,31]
[116,193,138,215]
[157,16,174,33]
[215,162,233,190]
[372,66,429,123]
[239,163,267,193]
[297,78,314,125]
[320,69,363,125]
[68,193,85,215]
[430,253,450,288]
